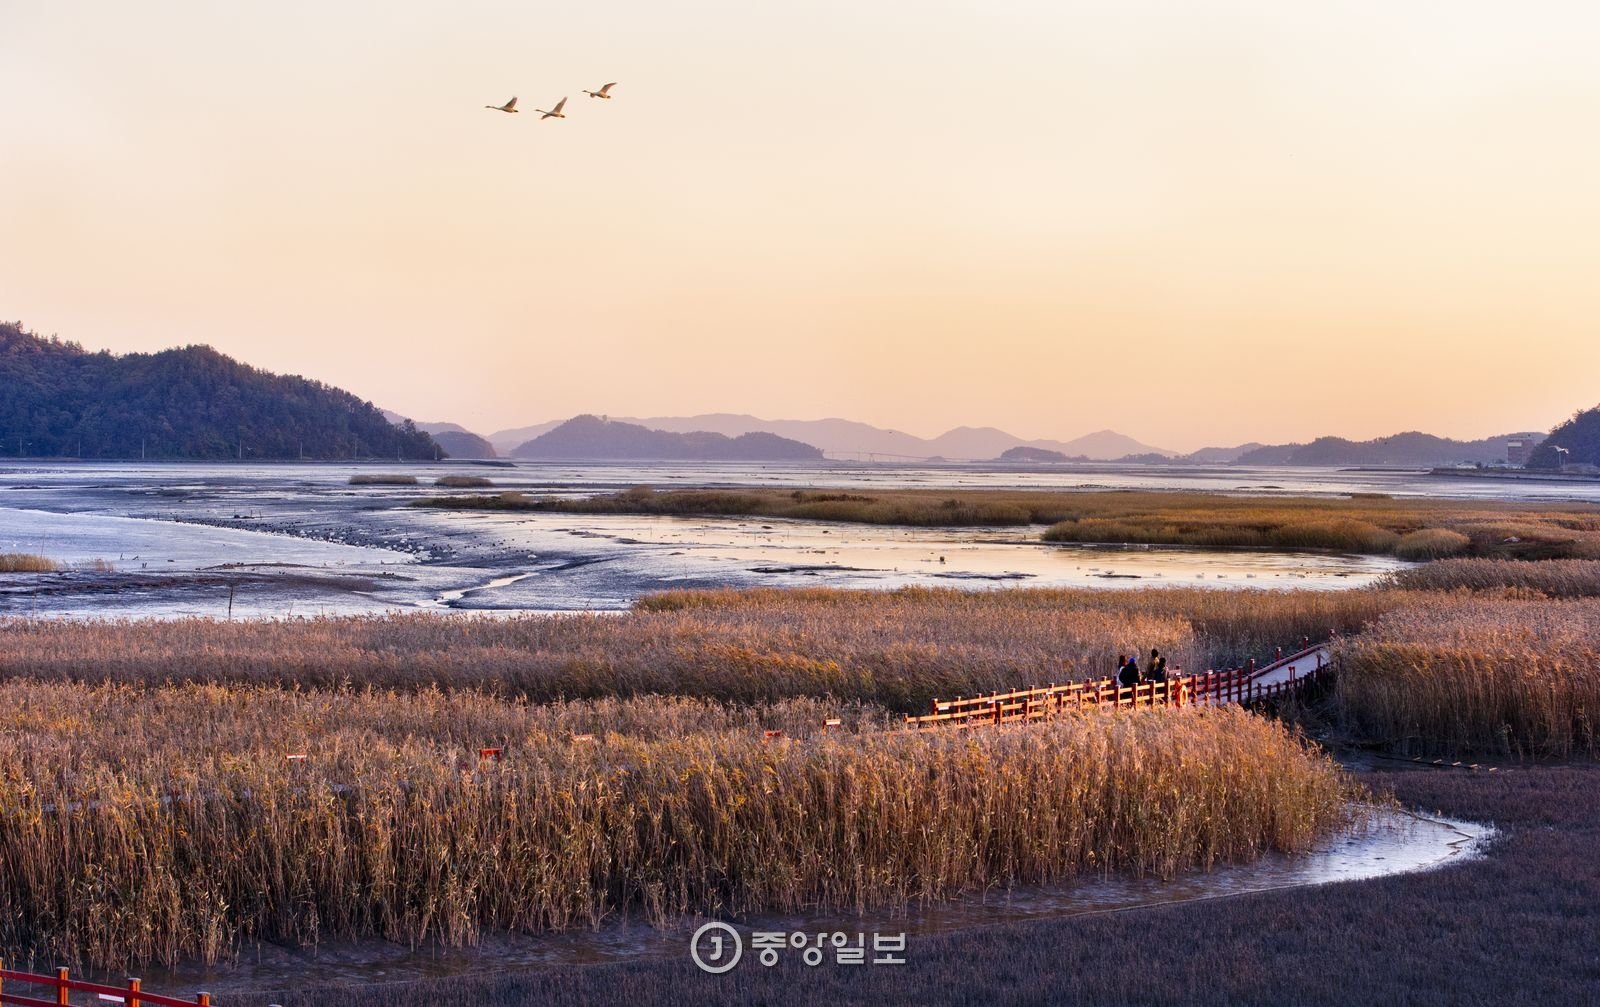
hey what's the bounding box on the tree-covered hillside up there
[0,322,439,460]
[1529,406,1600,469]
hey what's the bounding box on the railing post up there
[198,993,213,1006]
[56,967,70,1006]
[127,976,142,1007]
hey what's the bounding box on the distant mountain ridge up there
[382,411,496,458]
[511,415,824,461]
[490,413,1173,461]
[1,322,439,460]
[1231,431,1542,468]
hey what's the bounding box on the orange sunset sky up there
[3,2,1599,451]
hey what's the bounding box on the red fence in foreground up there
[904,644,1329,730]
[0,963,212,1007]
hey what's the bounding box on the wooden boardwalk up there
[903,642,1331,730]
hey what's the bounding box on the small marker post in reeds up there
[823,718,842,733]
[572,733,595,744]
[763,729,784,741]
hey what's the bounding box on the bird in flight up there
[535,97,568,119]
[583,82,617,99]
[484,96,519,113]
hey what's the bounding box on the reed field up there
[0,682,1350,969]
[435,474,495,488]
[413,486,1600,559]
[1383,557,1600,597]
[348,473,418,486]
[1,574,1589,977]
[232,767,1600,1007]
[0,587,1403,709]
[0,553,58,572]
[1336,596,1600,758]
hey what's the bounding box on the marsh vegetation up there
[0,553,58,572]
[4,546,1597,977]
[0,587,1400,709]
[0,683,1347,969]
[414,487,1600,559]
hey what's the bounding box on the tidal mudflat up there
[1,462,1409,617]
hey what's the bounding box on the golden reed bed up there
[1338,595,1600,758]
[0,587,1401,709]
[0,683,1351,969]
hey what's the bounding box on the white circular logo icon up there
[690,921,743,974]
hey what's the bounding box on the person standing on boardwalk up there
[1146,649,1167,683]
[1118,653,1140,687]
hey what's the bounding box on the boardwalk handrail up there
[0,961,212,1007]
[904,640,1331,730]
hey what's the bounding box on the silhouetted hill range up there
[481,413,1545,467]
[491,414,1172,461]
[510,415,824,460]
[1233,431,1542,468]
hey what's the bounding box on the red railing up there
[0,963,212,1007]
[904,643,1330,730]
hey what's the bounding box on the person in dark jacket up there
[1118,654,1140,687]
[1146,648,1168,683]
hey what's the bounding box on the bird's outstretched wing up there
[552,96,567,113]
[599,82,616,96]
[503,96,518,110]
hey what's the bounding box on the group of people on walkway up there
[1116,648,1168,688]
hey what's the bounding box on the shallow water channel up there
[109,808,1487,996]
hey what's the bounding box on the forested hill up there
[1529,406,1600,468]
[0,322,439,460]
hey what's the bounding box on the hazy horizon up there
[5,2,1599,453]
